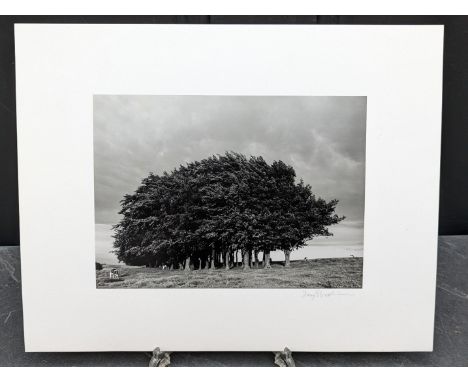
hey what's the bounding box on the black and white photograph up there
[12,22,445,355]
[94,95,366,288]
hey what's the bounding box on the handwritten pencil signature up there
[301,290,354,300]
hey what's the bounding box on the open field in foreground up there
[96,258,363,289]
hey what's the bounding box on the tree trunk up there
[254,250,259,268]
[242,249,250,270]
[211,247,215,269]
[284,249,291,268]
[235,251,238,267]
[264,250,271,269]
[185,257,191,271]
[224,251,229,270]
[248,250,253,268]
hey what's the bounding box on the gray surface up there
[1,236,467,366]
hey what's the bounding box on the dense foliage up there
[113,152,344,270]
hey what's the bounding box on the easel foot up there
[149,347,171,367]
[273,347,296,367]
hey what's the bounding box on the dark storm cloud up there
[93,95,366,227]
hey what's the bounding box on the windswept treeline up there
[113,152,344,270]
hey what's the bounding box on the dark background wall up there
[1,15,467,246]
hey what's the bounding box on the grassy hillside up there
[96,258,363,289]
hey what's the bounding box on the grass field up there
[96,258,363,289]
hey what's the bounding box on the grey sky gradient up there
[94,95,366,234]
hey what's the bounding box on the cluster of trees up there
[113,152,344,270]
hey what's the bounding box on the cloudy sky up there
[94,95,366,263]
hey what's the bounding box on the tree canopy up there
[113,152,344,269]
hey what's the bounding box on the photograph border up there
[15,24,443,351]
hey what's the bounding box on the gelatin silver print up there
[94,95,366,288]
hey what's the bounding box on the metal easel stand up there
[148,346,295,367]
[148,347,171,367]
[273,347,296,367]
